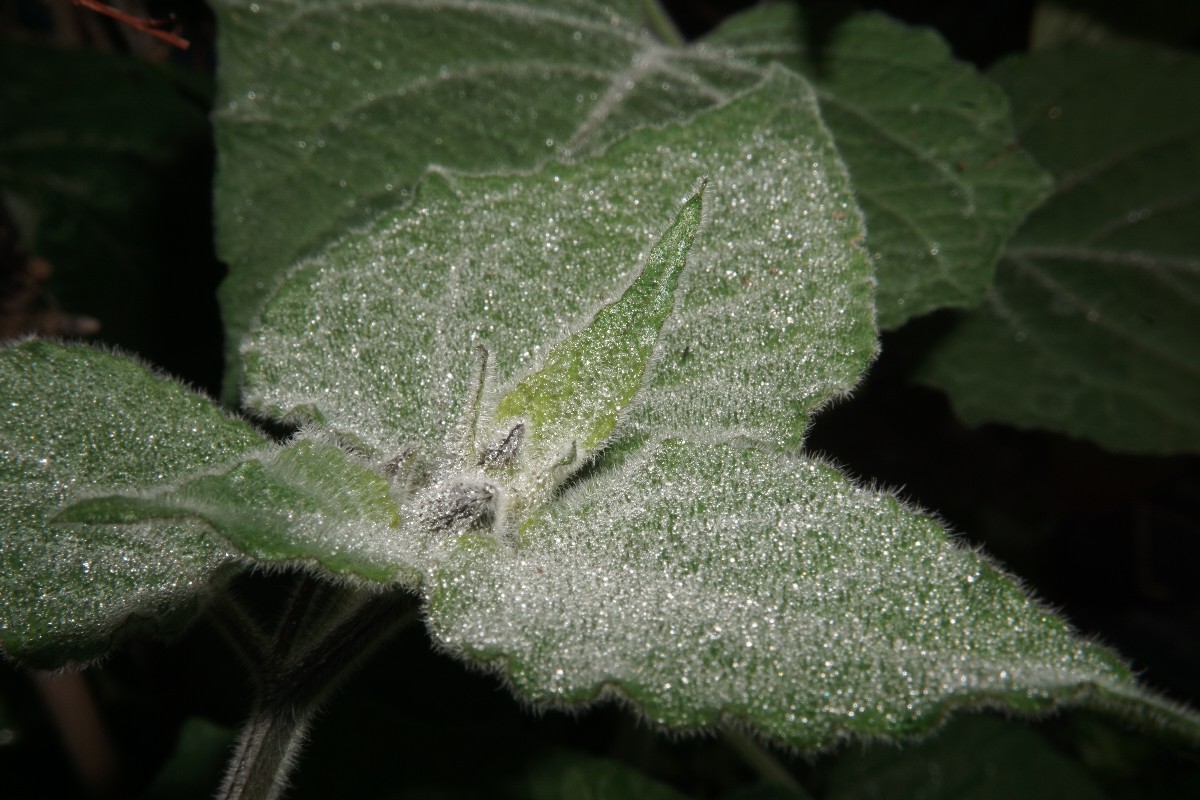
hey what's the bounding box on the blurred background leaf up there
[142,718,235,800]
[915,44,1200,453]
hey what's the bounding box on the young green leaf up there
[493,185,703,460]
[237,66,875,578]
[212,0,689,395]
[241,68,873,459]
[0,341,265,666]
[916,45,1200,453]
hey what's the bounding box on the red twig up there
[71,0,190,50]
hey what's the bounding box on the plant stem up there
[216,585,418,800]
[217,704,312,800]
[637,0,684,47]
[31,669,119,793]
[207,592,269,677]
[721,725,812,798]
[270,574,329,659]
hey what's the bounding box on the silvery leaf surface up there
[240,68,874,457]
[4,1,1192,746]
[58,436,407,584]
[429,437,1170,745]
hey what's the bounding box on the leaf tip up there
[685,176,708,224]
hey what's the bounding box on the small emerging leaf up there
[494,185,704,460]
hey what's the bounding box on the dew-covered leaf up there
[241,68,873,457]
[427,436,1191,745]
[213,0,1036,393]
[494,186,703,461]
[0,341,265,666]
[702,7,1052,327]
[59,437,405,584]
[212,5,1199,751]
[916,45,1200,453]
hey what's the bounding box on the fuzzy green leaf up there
[0,341,266,665]
[233,66,1198,745]
[494,186,703,459]
[916,45,1200,453]
[426,437,1189,746]
[211,0,691,394]
[703,7,1052,327]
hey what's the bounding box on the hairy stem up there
[207,592,269,681]
[270,574,331,659]
[217,704,312,800]
[216,585,419,800]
